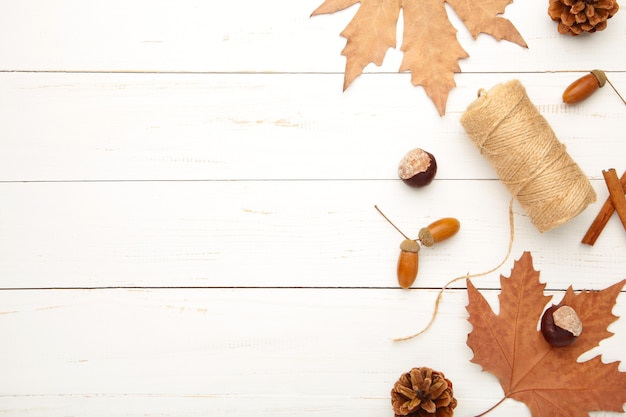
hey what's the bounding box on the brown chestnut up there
[398,148,437,187]
[540,304,582,347]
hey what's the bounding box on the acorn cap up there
[418,228,435,247]
[591,69,607,88]
[399,239,420,253]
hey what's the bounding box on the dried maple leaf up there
[466,251,626,417]
[311,0,527,116]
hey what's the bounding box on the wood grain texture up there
[0,1,625,416]
[0,288,625,416]
[0,0,624,72]
[1,180,624,289]
[0,71,624,181]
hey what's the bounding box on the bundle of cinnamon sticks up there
[582,169,626,245]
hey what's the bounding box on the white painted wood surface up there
[0,1,625,416]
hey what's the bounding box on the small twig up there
[581,170,626,245]
[606,77,626,105]
[374,205,411,240]
[603,168,626,230]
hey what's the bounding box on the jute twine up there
[460,79,596,233]
[394,80,596,342]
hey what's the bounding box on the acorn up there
[397,239,420,289]
[398,148,437,187]
[418,218,460,247]
[563,70,607,104]
[540,304,583,347]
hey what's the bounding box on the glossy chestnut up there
[540,304,582,347]
[398,148,437,187]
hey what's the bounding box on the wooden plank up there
[0,1,624,73]
[0,72,624,182]
[0,2,623,417]
[1,288,625,416]
[1,180,624,289]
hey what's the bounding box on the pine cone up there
[391,367,457,417]
[548,0,619,35]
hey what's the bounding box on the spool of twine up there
[460,79,596,233]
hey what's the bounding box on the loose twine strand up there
[394,80,596,342]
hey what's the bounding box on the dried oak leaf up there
[311,0,527,116]
[466,251,626,417]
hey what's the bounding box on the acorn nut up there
[418,217,460,247]
[398,148,437,187]
[540,304,582,347]
[562,70,607,104]
[397,239,420,289]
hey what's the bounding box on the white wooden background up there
[1,1,625,416]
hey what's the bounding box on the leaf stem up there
[475,397,507,417]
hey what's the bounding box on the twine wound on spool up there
[460,79,596,233]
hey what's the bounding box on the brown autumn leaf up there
[311,0,527,116]
[466,251,626,417]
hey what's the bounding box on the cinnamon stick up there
[581,169,626,245]
[603,168,626,230]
